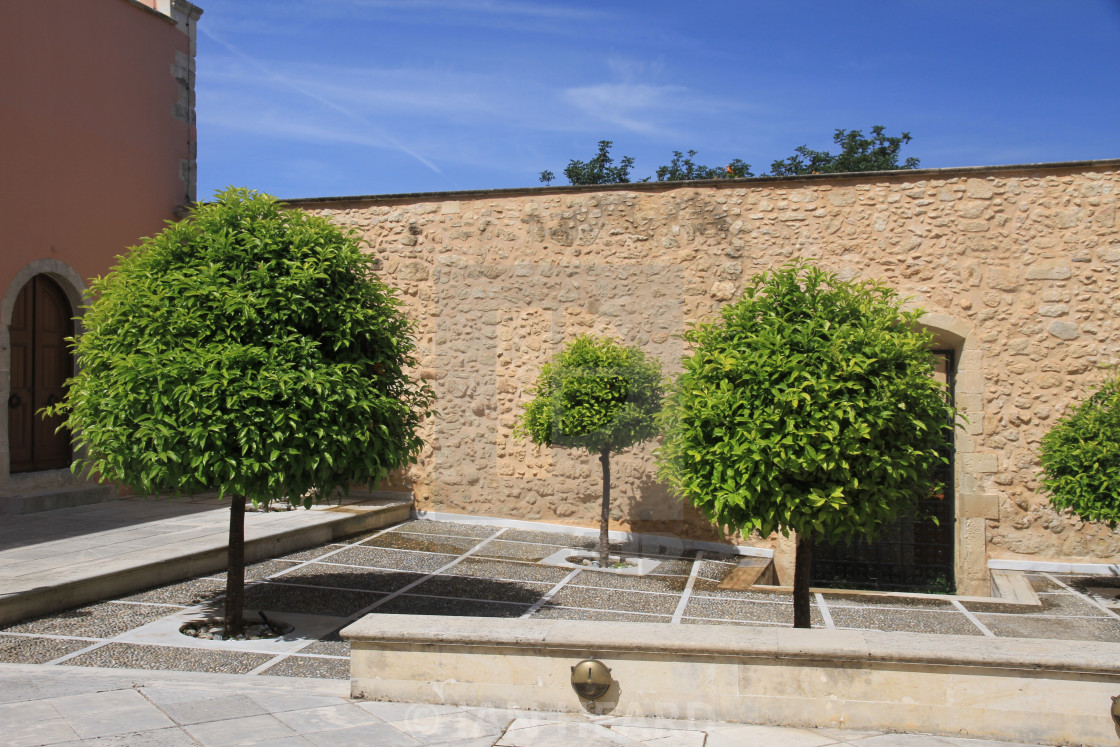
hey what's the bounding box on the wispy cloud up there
[199,25,442,174]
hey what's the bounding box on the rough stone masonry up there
[291,159,1120,594]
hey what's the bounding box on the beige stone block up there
[962,453,998,474]
[959,492,1000,519]
[1025,264,1072,280]
[956,370,984,395]
[987,267,1020,291]
[966,178,994,199]
[737,660,950,706]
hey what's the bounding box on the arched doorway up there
[810,349,957,592]
[8,274,73,473]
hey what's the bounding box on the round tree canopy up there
[58,188,434,505]
[658,262,955,544]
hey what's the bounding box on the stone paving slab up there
[0,493,411,626]
[0,664,1048,747]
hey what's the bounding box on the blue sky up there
[196,0,1120,200]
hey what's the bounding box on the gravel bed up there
[962,592,1106,617]
[569,572,689,594]
[360,532,483,555]
[1,602,174,638]
[498,528,597,548]
[823,593,956,610]
[684,597,814,626]
[690,579,789,601]
[275,546,341,562]
[387,520,501,539]
[531,607,673,624]
[830,607,983,636]
[299,638,350,657]
[445,557,575,584]
[120,578,227,606]
[328,545,459,573]
[0,635,95,664]
[1027,574,1067,592]
[1066,575,1120,591]
[244,582,385,616]
[66,642,274,674]
[376,595,530,618]
[261,654,350,680]
[696,559,737,582]
[547,587,679,616]
[473,540,570,562]
[274,562,425,593]
[977,614,1120,642]
[407,575,552,604]
[206,559,304,581]
[646,559,695,577]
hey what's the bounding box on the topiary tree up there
[518,335,664,566]
[1039,370,1120,525]
[50,188,434,635]
[658,263,954,627]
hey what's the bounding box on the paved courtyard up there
[4,517,1120,682]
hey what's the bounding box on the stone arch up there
[1,260,87,485]
[917,312,994,596]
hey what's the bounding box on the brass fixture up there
[1111,695,1120,728]
[570,658,611,701]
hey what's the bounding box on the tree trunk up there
[793,532,813,629]
[225,493,247,636]
[599,445,611,568]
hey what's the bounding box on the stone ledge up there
[344,615,1120,746]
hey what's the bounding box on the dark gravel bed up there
[533,607,673,624]
[824,593,957,610]
[276,546,340,562]
[1,602,173,638]
[360,532,483,555]
[830,607,983,636]
[276,562,425,593]
[682,617,785,628]
[690,579,789,600]
[547,587,679,616]
[570,572,688,594]
[1067,575,1120,591]
[244,582,385,616]
[121,578,227,606]
[376,594,530,618]
[206,559,304,581]
[0,635,95,664]
[328,545,458,573]
[977,614,1120,641]
[473,540,569,562]
[387,520,501,539]
[445,557,574,584]
[67,642,275,674]
[962,592,1106,616]
[261,654,350,680]
[684,597,813,626]
[407,574,552,604]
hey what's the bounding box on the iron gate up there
[810,350,956,593]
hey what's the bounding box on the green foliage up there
[519,335,663,454]
[54,187,434,507]
[1039,371,1120,526]
[562,141,636,185]
[769,125,919,176]
[656,151,753,182]
[658,263,954,545]
[539,170,556,186]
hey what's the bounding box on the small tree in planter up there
[658,263,954,627]
[1039,370,1120,525]
[519,335,664,566]
[50,188,434,636]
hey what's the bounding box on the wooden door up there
[8,275,73,472]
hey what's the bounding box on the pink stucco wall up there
[0,0,193,294]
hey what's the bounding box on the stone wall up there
[291,160,1120,576]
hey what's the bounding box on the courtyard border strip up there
[951,598,995,636]
[815,593,835,629]
[521,568,582,619]
[670,551,704,625]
